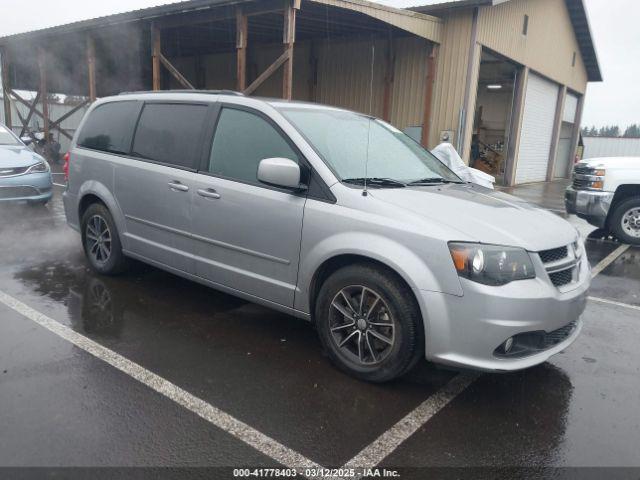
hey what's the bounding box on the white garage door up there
[515,73,559,184]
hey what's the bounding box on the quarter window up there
[132,103,208,169]
[208,108,298,184]
[77,101,140,154]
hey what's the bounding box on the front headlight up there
[26,161,50,174]
[448,242,536,286]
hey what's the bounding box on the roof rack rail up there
[119,89,245,96]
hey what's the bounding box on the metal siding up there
[390,36,429,130]
[583,137,640,159]
[309,0,443,42]
[476,0,588,94]
[316,37,387,119]
[429,10,474,148]
[515,72,559,183]
[563,93,578,124]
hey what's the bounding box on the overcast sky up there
[0,0,637,129]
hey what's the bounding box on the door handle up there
[197,188,221,199]
[168,181,189,192]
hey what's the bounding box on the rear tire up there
[609,197,640,246]
[315,263,423,383]
[81,203,129,275]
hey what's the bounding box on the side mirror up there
[21,136,33,146]
[257,158,305,190]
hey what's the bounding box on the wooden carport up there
[0,0,442,146]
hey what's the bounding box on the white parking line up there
[589,296,640,312]
[591,244,630,278]
[53,183,66,187]
[0,290,323,474]
[342,372,479,472]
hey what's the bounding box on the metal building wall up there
[476,0,588,94]
[428,10,474,149]
[583,137,640,159]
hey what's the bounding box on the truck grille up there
[574,165,593,175]
[572,177,591,190]
[0,186,39,199]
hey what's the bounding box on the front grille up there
[574,165,593,175]
[539,246,568,264]
[549,268,573,287]
[0,166,29,177]
[572,177,591,190]
[544,321,578,348]
[0,186,39,199]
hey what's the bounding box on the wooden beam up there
[49,99,91,132]
[420,45,438,148]
[1,47,11,128]
[151,23,161,91]
[9,90,72,140]
[159,53,195,89]
[244,50,290,96]
[236,9,248,92]
[282,0,297,100]
[86,35,97,102]
[19,91,41,137]
[382,31,395,122]
[37,47,49,139]
[547,85,567,181]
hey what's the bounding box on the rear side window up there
[132,103,208,169]
[208,107,298,184]
[77,101,140,154]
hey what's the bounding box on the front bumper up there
[565,186,614,228]
[0,172,53,203]
[418,253,590,372]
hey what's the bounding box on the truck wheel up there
[610,198,640,246]
[315,263,423,383]
[81,203,129,275]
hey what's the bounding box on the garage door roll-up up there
[515,73,559,184]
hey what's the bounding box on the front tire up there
[609,197,640,246]
[81,203,129,275]
[315,264,423,383]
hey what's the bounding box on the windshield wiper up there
[342,177,406,188]
[406,177,465,186]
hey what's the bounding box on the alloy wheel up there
[85,215,112,264]
[329,285,396,366]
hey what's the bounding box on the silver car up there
[63,92,590,382]
[0,124,53,205]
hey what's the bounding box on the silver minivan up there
[63,91,590,382]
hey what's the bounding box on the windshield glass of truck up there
[279,107,462,185]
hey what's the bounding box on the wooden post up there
[87,35,97,101]
[1,48,11,129]
[308,40,317,102]
[282,0,297,100]
[236,9,248,92]
[151,23,161,91]
[37,47,49,139]
[420,45,438,148]
[382,31,394,123]
[569,94,585,164]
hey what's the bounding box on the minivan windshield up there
[278,107,463,186]
[0,125,21,146]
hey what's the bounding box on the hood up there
[0,145,45,169]
[580,157,640,169]
[370,184,577,252]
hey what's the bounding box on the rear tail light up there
[63,152,70,181]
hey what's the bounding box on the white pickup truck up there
[565,157,640,245]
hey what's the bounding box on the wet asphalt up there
[1,179,639,476]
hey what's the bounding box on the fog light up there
[504,337,514,353]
